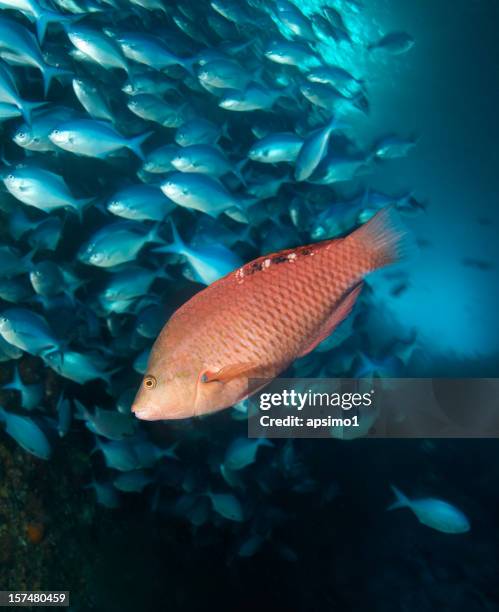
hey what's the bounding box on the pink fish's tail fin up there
[347,206,416,272]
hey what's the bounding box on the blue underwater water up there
[0,0,498,609]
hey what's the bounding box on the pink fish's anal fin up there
[296,282,364,358]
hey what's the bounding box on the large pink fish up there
[132,207,409,420]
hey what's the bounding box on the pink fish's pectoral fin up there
[201,362,259,384]
[297,282,364,359]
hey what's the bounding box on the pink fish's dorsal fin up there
[296,282,363,358]
[201,362,258,384]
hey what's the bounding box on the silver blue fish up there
[13,105,80,152]
[122,72,176,97]
[0,101,22,120]
[72,77,114,121]
[171,143,243,182]
[78,221,163,268]
[175,118,222,147]
[107,184,174,221]
[75,400,136,440]
[0,406,51,459]
[0,246,32,278]
[160,172,247,218]
[307,65,362,96]
[219,83,284,112]
[295,117,344,181]
[388,485,470,534]
[49,119,152,159]
[127,94,190,128]
[0,60,44,122]
[0,277,32,303]
[115,32,193,72]
[113,469,153,493]
[2,365,43,410]
[0,334,23,361]
[85,480,120,508]
[29,260,81,299]
[0,0,73,42]
[66,24,129,73]
[264,40,320,68]
[277,5,315,42]
[0,307,59,356]
[153,220,242,284]
[197,58,250,90]
[93,437,141,471]
[0,17,68,96]
[28,217,63,251]
[2,165,93,214]
[99,265,164,313]
[134,304,166,339]
[206,492,244,522]
[368,32,415,55]
[141,144,179,174]
[374,135,417,159]
[249,132,303,163]
[44,350,115,386]
[223,437,272,471]
[132,439,178,468]
[133,346,150,374]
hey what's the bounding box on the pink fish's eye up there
[144,375,157,389]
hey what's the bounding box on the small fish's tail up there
[233,158,248,186]
[36,12,52,44]
[387,485,409,511]
[180,57,197,77]
[21,248,36,270]
[37,11,80,44]
[146,222,166,246]
[42,66,72,98]
[346,206,416,272]
[225,204,250,224]
[20,101,47,124]
[103,367,121,394]
[70,196,96,222]
[225,194,257,224]
[152,219,187,256]
[73,399,88,421]
[90,439,101,455]
[160,441,180,461]
[168,219,185,249]
[326,115,347,134]
[127,131,154,161]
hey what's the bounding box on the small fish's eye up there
[144,375,157,390]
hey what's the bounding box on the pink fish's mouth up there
[131,406,154,420]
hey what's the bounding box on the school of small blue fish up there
[0,0,469,557]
